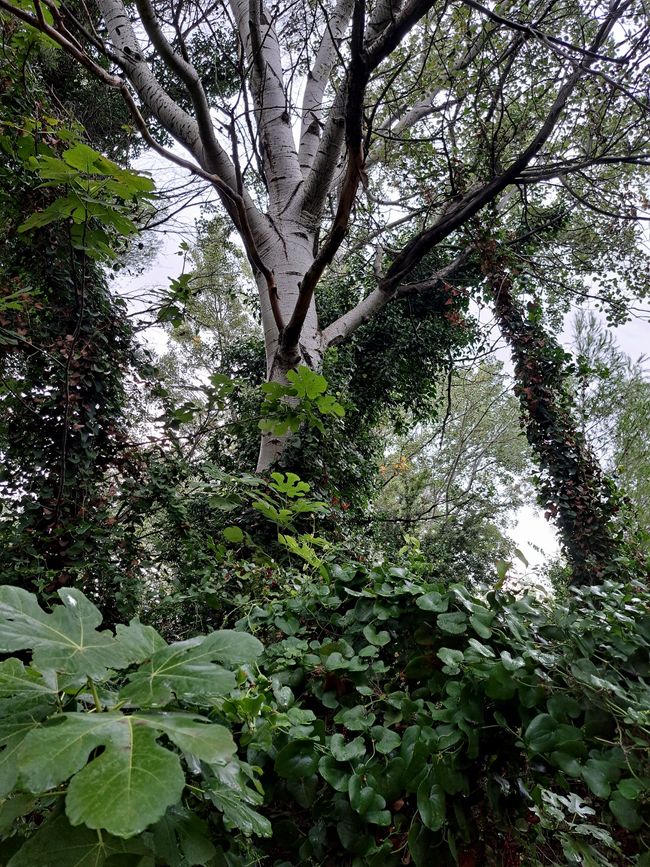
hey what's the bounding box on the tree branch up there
[230,0,303,215]
[133,0,236,179]
[460,0,626,65]
[322,253,467,346]
[283,0,367,349]
[298,0,355,175]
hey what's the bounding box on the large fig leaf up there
[114,619,166,665]
[6,815,149,866]
[134,713,236,763]
[19,714,124,792]
[18,711,235,836]
[0,660,57,795]
[0,588,130,680]
[0,658,58,716]
[0,720,44,797]
[65,726,184,837]
[120,631,262,707]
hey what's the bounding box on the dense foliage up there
[1,509,648,865]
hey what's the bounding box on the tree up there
[0,21,157,617]
[572,310,650,526]
[372,361,530,581]
[1,0,648,473]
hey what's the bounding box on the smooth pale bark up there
[255,218,323,470]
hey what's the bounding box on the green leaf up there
[348,774,386,815]
[415,592,448,612]
[151,807,216,867]
[6,815,147,867]
[485,663,517,700]
[18,195,79,232]
[616,777,646,800]
[0,793,35,836]
[362,625,390,646]
[120,630,261,707]
[330,734,366,762]
[335,706,376,731]
[365,809,392,826]
[469,614,492,639]
[62,142,112,173]
[0,587,130,680]
[269,472,311,498]
[135,713,236,764]
[286,773,318,808]
[525,714,557,753]
[209,780,272,837]
[223,526,244,544]
[114,620,166,665]
[437,647,464,674]
[275,740,319,779]
[582,759,614,799]
[316,394,345,417]
[437,612,467,634]
[177,812,217,866]
[17,710,232,836]
[417,779,446,831]
[547,694,582,721]
[370,726,401,755]
[551,751,582,777]
[467,638,495,658]
[19,714,121,792]
[318,756,349,791]
[609,792,643,831]
[197,630,263,665]
[435,763,467,795]
[500,651,525,671]
[66,725,185,837]
[286,367,327,399]
[0,658,58,715]
[0,719,46,797]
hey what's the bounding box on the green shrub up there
[238,557,649,866]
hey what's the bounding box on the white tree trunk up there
[255,218,324,471]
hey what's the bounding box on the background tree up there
[372,361,530,581]
[572,310,650,526]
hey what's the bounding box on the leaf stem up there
[87,677,102,712]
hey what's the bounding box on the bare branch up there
[133,0,236,178]
[230,0,303,214]
[298,0,355,175]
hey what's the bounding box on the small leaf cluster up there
[259,366,345,437]
[13,134,155,260]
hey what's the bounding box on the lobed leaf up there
[0,587,130,681]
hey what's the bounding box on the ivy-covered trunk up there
[482,247,625,584]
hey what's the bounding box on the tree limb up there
[298,0,355,175]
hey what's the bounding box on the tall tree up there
[373,361,530,582]
[2,0,648,471]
